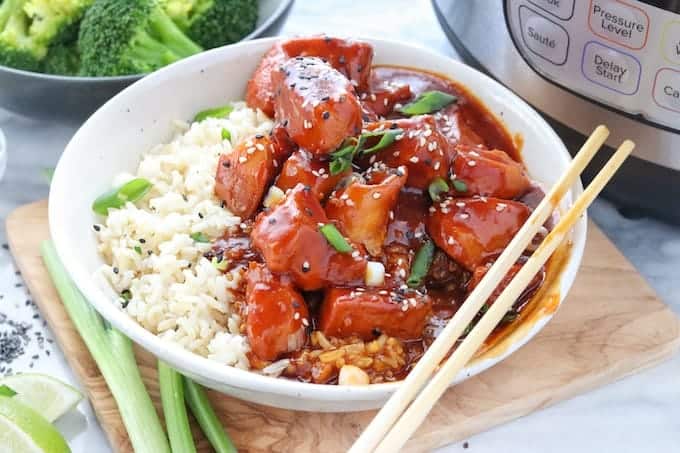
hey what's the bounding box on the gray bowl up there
[0,0,293,121]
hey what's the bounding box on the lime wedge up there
[0,373,82,422]
[0,396,70,453]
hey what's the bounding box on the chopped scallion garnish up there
[190,232,209,243]
[319,224,353,253]
[92,178,152,216]
[221,128,231,141]
[428,177,449,202]
[211,257,228,271]
[329,129,402,175]
[134,245,142,255]
[0,385,16,397]
[451,179,468,193]
[398,90,457,115]
[407,240,435,287]
[193,104,234,122]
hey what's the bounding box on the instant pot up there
[433,0,680,223]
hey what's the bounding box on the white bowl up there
[49,37,586,412]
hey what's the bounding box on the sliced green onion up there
[211,257,228,272]
[193,105,234,122]
[92,178,152,216]
[41,241,171,453]
[398,90,457,116]
[42,167,55,184]
[502,311,519,323]
[329,129,402,175]
[190,232,209,243]
[159,361,196,453]
[451,179,468,193]
[184,379,237,453]
[319,224,353,253]
[134,245,142,255]
[360,128,403,155]
[221,128,231,141]
[407,240,435,287]
[0,385,16,397]
[428,177,449,202]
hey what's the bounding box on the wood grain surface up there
[7,200,680,453]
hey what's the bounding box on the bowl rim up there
[0,0,293,82]
[49,36,587,402]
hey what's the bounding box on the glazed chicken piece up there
[245,263,309,361]
[326,167,407,256]
[319,287,432,341]
[272,57,363,155]
[467,260,546,309]
[361,82,412,119]
[451,145,531,199]
[246,43,287,116]
[363,116,450,189]
[215,134,280,219]
[426,197,530,271]
[436,106,486,147]
[251,184,367,291]
[275,149,349,200]
[281,36,374,91]
[246,36,373,118]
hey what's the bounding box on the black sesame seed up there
[139,238,146,244]
[198,212,204,219]
[255,134,264,139]
[321,96,330,102]
[268,218,277,225]
[92,224,101,232]
[222,161,231,168]
[357,64,363,73]
[289,82,296,89]
[322,111,330,120]
[113,267,119,274]
[390,123,398,129]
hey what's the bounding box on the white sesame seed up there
[302,318,309,327]
[409,156,419,163]
[393,151,400,157]
[469,150,480,157]
[459,213,470,219]
[370,94,377,101]
[346,199,355,206]
[434,161,441,170]
[429,206,436,213]
[240,222,247,229]
[294,312,300,320]
[496,203,507,212]
[383,98,389,106]
[256,143,265,151]
[447,236,454,245]
[321,174,329,179]
[456,201,466,208]
[247,147,255,154]
[424,129,432,137]
[395,103,403,109]
[273,160,279,167]
[395,134,404,140]
[389,210,394,220]
[398,268,406,278]
[372,192,382,199]
[369,155,376,164]
[340,193,349,200]
[468,160,477,167]
[441,208,450,214]
[352,250,360,258]
[419,137,426,147]
[401,305,408,312]
[245,140,253,147]
[318,168,325,174]
[238,156,247,163]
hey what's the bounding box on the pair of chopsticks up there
[350,126,635,453]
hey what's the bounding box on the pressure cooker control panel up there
[506,0,680,129]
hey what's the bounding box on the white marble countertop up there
[1,1,679,452]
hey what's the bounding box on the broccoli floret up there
[0,0,93,71]
[42,41,79,75]
[23,0,94,45]
[78,0,203,76]
[0,0,44,71]
[161,0,258,49]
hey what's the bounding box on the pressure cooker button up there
[519,6,569,66]
[582,41,641,95]
[661,22,680,66]
[653,68,680,114]
[588,0,649,50]
[528,0,575,20]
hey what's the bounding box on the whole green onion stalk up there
[158,361,196,453]
[41,241,171,453]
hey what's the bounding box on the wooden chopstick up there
[349,125,610,453]
[373,139,636,452]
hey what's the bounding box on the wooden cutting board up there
[6,200,680,453]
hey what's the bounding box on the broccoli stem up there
[147,6,202,58]
[128,30,186,68]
